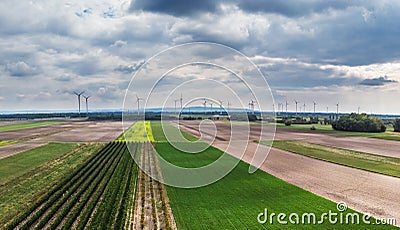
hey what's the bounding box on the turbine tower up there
[294,100,299,115]
[313,101,317,114]
[73,91,85,116]
[83,95,91,116]
[303,102,306,113]
[227,100,231,110]
[336,102,339,120]
[249,99,256,114]
[179,93,183,109]
[136,95,144,116]
[285,101,288,114]
[203,99,207,114]
[174,99,179,113]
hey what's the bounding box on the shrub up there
[310,126,316,130]
[394,119,400,132]
[332,113,386,132]
[284,119,292,126]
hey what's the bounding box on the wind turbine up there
[227,100,231,110]
[179,93,183,109]
[73,91,85,116]
[174,99,179,113]
[202,99,207,114]
[303,102,306,113]
[294,100,299,115]
[313,101,317,114]
[358,106,360,114]
[83,95,91,116]
[249,99,256,114]
[285,101,288,113]
[136,95,144,115]
[336,102,339,119]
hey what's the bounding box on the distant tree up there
[332,113,386,132]
[394,119,400,132]
[284,119,292,126]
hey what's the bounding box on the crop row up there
[131,142,176,230]
[6,141,140,230]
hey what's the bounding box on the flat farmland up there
[152,121,395,229]
[175,120,400,224]
[0,121,123,159]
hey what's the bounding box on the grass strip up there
[0,140,18,147]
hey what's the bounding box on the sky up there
[0,0,400,114]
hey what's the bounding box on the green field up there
[151,122,393,229]
[0,121,63,132]
[0,142,105,226]
[259,140,400,178]
[275,123,400,141]
[5,142,138,229]
[151,121,198,142]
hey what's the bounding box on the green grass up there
[151,122,394,229]
[276,123,400,141]
[0,121,63,132]
[151,121,198,142]
[0,143,77,184]
[0,142,104,225]
[260,140,400,178]
[0,140,18,147]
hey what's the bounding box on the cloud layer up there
[0,0,399,113]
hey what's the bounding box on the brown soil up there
[132,142,177,230]
[0,121,123,159]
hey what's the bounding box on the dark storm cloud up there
[237,0,364,17]
[130,0,219,16]
[359,76,397,86]
[130,0,365,18]
[259,63,354,88]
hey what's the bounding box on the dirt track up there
[0,121,123,159]
[174,120,400,224]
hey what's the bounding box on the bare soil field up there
[0,121,123,159]
[175,120,400,223]
[0,123,75,141]
[32,121,122,143]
